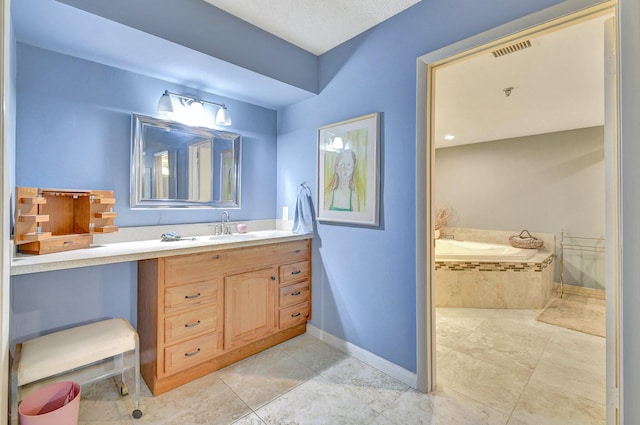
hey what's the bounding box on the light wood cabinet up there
[138,239,311,395]
[14,186,118,255]
[277,260,311,329]
[224,267,277,351]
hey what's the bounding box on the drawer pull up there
[211,254,222,260]
[291,312,302,318]
[185,293,201,299]
[184,348,201,357]
[184,320,201,328]
[63,241,74,245]
[291,270,302,275]
[291,291,302,297]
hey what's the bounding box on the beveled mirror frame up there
[130,113,241,209]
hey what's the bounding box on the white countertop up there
[11,228,312,276]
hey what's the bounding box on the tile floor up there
[436,306,605,425]
[79,306,605,425]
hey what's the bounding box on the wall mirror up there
[131,114,241,208]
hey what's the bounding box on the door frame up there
[415,0,621,421]
[1,0,9,424]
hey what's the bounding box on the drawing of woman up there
[325,149,360,212]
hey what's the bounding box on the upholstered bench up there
[10,318,143,424]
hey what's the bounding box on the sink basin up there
[208,233,258,241]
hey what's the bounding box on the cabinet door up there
[224,267,277,350]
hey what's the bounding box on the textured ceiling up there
[203,0,422,55]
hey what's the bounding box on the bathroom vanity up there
[10,227,313,395]
[137,238,311,395]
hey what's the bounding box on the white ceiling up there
[434,14,610,148]
[203,0,422,55]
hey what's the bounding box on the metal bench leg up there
[132,333,143,419]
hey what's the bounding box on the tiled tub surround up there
[435,228,555,309]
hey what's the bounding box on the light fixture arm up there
[162,90,227,109]
[158,90,232,127]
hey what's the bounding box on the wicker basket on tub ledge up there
[509,229,544,249]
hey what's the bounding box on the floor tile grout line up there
[220,351,324,423]
[433,382,512,422]
[503,323,555,423]
[438,348,525,417]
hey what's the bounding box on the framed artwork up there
[317,112,380,226]
[219,149,234,201]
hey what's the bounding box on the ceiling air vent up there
[491,40,533,58]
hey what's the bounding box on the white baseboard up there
[306,324,418,389]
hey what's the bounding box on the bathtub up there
[435,239,538,262]
[435,229,555,309]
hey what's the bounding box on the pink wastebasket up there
[18,381,80,425]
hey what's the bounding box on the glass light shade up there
[188,100,209,127]
[332,136,344,150]
[215,106,232,126]
[157,92,174,117]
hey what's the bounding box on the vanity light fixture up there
[157,90,232,127]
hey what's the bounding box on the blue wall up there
[54,0,318,94]
[15,43,277,226]
[11,263,137,342]
[277,0,564,371]
[11,42,278,343]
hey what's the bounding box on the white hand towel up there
[293,184,314,234]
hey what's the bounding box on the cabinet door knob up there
[271,276,276,281]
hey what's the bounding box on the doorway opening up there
[416,1,619,424]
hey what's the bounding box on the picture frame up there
[317,112,380,226]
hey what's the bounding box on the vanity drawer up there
[224,240,310,275]
[279,302,310,329]
[164,305,219,345]
[164,332,220,375]
[163,252,227,286]
[280,261,310,285]
[279,281,310,308]
[164,279,221,313]
[19,234,93,255]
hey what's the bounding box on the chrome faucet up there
[221,211,230,234]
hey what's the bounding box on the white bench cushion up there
[18,318,137,386]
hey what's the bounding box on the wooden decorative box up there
[14,187,118,255]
